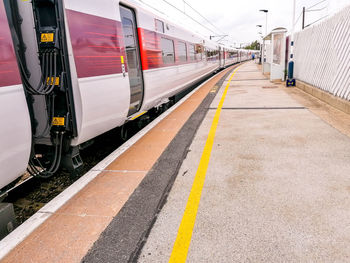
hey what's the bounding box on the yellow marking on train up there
[168,66,241,263]
[121,56,124,64]
[130,111,147,121]
[41,33,54,43]
[46,77,60,86]
[52,117,65,126]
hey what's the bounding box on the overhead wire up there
[182,0,227,35]
[137,0,208,39]
[306,0,327,11]
[160,0,218,35]
[138,0,167,16]
[305,14,328,27]
[303,0,329,28]
[138,0,237,45]
[307,6,327,12]
[293,10,304,26]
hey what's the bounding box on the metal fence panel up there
[294,5,350,100]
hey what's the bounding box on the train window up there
[122,18,136,48]
[177,41,187,62]
[161,38,175,64]
[206,49,211,60]
[155,19,164,33]
[229,50,238,58]
[195,44,202,60]
[189,44,195,61]
[206,49,219,61]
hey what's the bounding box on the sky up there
[138,0,350,47]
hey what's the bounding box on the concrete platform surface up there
[0,64,236,263]
[138,61,350,262]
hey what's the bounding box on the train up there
[0,0,256,192]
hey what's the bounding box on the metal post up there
[291,0,296,61]
[262,38,265,73]
[259,10,269,71]
[263,12,267,71]
[259,9,269,36]
[302,7,305,29]
[259,39,262,64]
[287,0,296,86]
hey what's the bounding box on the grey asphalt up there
[81,67,235,263]
[138,62,350,262]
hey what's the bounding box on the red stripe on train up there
[66,10,207,78]
[66,9,126,78]
[137,28,149,71]
[0,1,21,87]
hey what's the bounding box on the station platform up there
[1,61,350,262]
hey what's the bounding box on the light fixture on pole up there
[257,20,265,65]
[259,10,268,68]
[259,9,268,35]
[256,25,263,63]
[209,34,228,42]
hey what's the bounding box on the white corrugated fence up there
[294,5,350,100]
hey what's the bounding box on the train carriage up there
[2,0,224,177]
[0,0,31,190]
[60,0,224,150]
[1,0,251,186]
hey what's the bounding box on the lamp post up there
[259,9,268,35]
[256,25,263,64]
[259,9,268,70]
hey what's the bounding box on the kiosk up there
[263,27,288,81]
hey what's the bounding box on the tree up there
[243,40,260,50]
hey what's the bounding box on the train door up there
[223,48,226,66]
[120,5,144,116]
[219,46,224,67]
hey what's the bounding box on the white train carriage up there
[55,0,225,154]
[4,0,226,176]
[0,1,31,190]
[223,47,240,67]
[64,0,223,146]
[220,47,252,68]
[2,0,252,182]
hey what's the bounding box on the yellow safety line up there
[130,111,147,120]
[169,66,240,263]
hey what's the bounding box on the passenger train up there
[0,0,254,191]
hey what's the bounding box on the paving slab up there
[138,61,350,262]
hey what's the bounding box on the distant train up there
[0,0,255,191]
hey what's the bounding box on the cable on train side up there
[27,131,65,178]
[4,0,66,178]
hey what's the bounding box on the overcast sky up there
[138,0,350,47]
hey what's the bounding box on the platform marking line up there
[169,66,240,263]
[0,65,236,261]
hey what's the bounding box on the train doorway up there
[120,5,144,116]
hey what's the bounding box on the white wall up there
[293,5,350,101]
